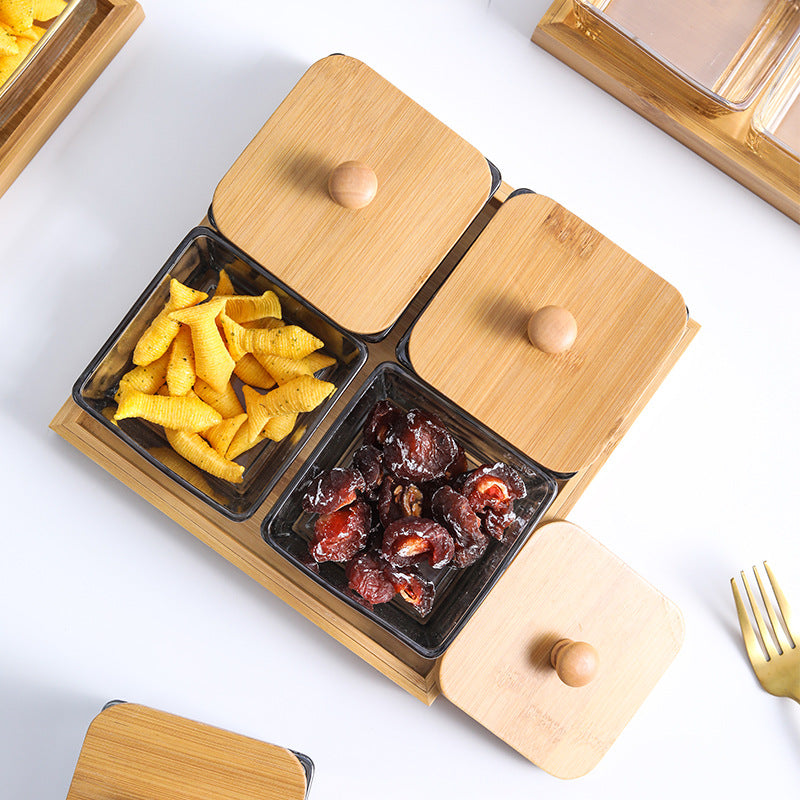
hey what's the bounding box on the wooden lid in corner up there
[66,703,308,800]
[408,192,687,474]
[438,521,684,779]
[212,55,493,336]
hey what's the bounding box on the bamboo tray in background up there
[50,181,700,706]
[0,0,143,199]
[533,0,800,223]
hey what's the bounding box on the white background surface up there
[1,0,799,797]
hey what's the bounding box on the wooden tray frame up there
[0,0,144,199]
[533,1,800,223]
[51,182,699,704]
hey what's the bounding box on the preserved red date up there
[364,399,403,446]
[384,565,435,617]
[383,409,459,482]
[382,517,454,569]
[431,485,488,567]
[457,462,526,515]
[346,552,396,604]
[310,501,370,563]
[353,444,383,494]
[303,467,366,515]
[483,505,517,540]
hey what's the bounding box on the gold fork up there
[731,562,799,704]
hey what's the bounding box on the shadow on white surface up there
[0,671,103,797]
[486,0,554,38]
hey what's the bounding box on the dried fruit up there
[352,444,383,496]
[382,517,454,569]
[346,551,396,605]
[384,565,435,617]
[383,409,459,482]
[302,467,366,515]
[431,485,488,567]
[310,501,370,562]
[364,399,403,446]
[457,462,526,515]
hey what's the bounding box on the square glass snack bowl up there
[263,362,558,659]
[72,227,368,521]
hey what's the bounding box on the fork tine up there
[741,569,780,660]
[731,576,766,666]
[764,562,796,648]
[753,564,789,653]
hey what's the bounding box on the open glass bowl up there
[263,362,558,659]
[73,227,368,520]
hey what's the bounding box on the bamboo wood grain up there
[212,55,493,335]
[0,0,143,199]
[533,1,800,223]
[438,520,684,779]
[66,703,307,800]
[50,184,697,710]
[408,193,688,475]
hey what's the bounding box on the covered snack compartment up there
[407,191,689,476]
[66,702,312,799]
[211,54,497,338]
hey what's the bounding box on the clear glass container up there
[574,0,800,110]
[753,42,800,158]
[73,227,368,521]
[0,0,97,128]
[262,362,558,659]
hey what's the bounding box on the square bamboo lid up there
[438,521,684,778]
[408,192,688,474]
[66,703,309,799]
[212,55,494,337]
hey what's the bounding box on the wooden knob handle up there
[328,161,378,209]
[527,306,577,353]
[550,639,598,687]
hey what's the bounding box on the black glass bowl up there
[262,362,557,658]
[73,227,368,521]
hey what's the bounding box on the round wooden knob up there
[550,639,598,687]
[328,161,378,209]
[527,306,577,353]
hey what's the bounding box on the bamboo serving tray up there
[0,0,143,199]
[533,0,800,223]
[51,55,699,778]
[51,181,698,703]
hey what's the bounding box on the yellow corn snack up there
[165,428,244,484]
[166,324,195,396]
[226,423,267,461]
[133,279,207,366]
[193,378,244,419]
[262,413,297,442]
[214,269,235,296]
[115,351,170,402]
[169,297,234,394]
[301,352,337,373]
[12,22,43,40]
[225,290,282,324]
[233,353,276,390]
[203,412,247,457]
[255,352,312,385]
[242,384,273,439]
[0,24,18,54]
[0,0,33,33]
[114,389,222,433]
[32,0,65,21]
[218,313,247,362]
[248,375,335,419]
[239,325,324,360]
[0,33,32,82]
[242,317,285,330]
